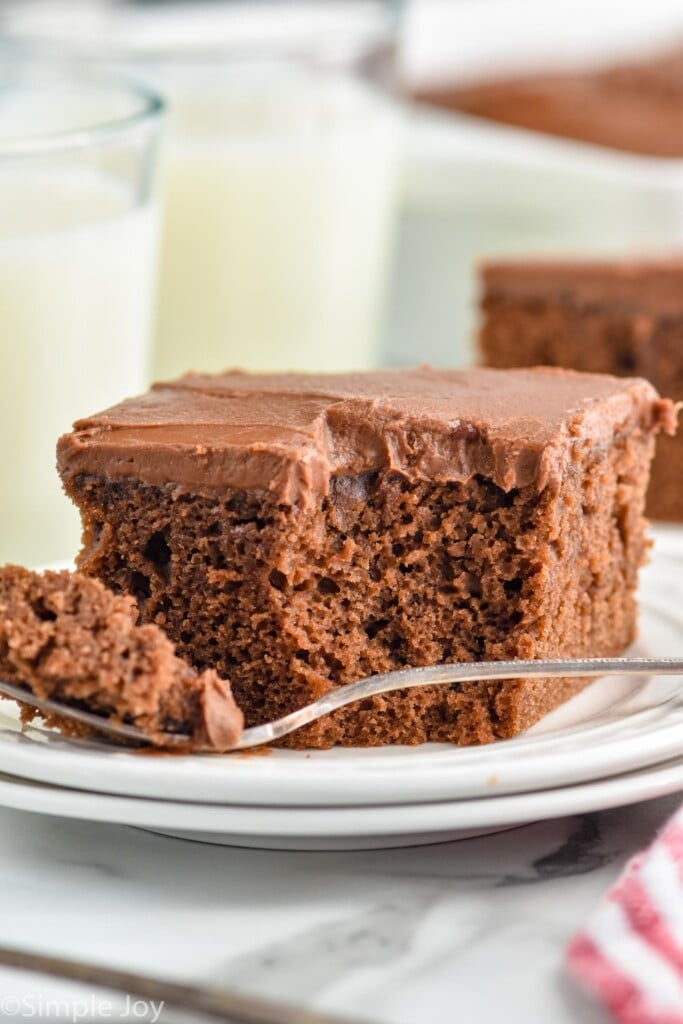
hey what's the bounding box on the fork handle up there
[0,945,359,1024]
[237,657,683,748]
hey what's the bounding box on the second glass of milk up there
[0,62,163,567]
[154,61,400,379]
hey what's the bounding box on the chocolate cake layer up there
[414,45,683,158]
[0,566,243,749]
[480,259,683,521]
[58,368,673,748]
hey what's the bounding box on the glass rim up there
[0,2,397,68]
[1,38,394,68]
[0,59,164,159]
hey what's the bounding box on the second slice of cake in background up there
[479,258,683,521]
[57,368,674,748]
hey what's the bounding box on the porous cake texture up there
[0,566,243,749]
[57,368,674,749]
[480,259,683,521]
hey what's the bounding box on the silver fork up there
[1,657,682,752]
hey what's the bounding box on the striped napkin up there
[567,803,683,1023]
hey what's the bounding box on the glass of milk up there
[0,60,163,567]
[2,2,402,378]
[151,61,400,379]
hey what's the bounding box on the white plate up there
[0,529,681,808]
[0,756,680,851]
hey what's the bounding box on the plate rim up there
[0,680,681,807]
[0,758,680,838]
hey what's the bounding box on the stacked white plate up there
[0,528,680,851]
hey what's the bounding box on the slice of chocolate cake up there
[479,259,683,521]
[57,367,674,749]
[0,566,243,749]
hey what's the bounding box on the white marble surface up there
[0,794,680,1023]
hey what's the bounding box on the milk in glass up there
[153,70,399,379]
[0,170,158,565]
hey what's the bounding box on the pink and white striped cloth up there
[567,803,683,1024]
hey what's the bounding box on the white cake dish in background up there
[402,0,683,86]
[384,0,683,368]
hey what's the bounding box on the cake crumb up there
[0,565,243,751]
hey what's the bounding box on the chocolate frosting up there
[57,367,675,506]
